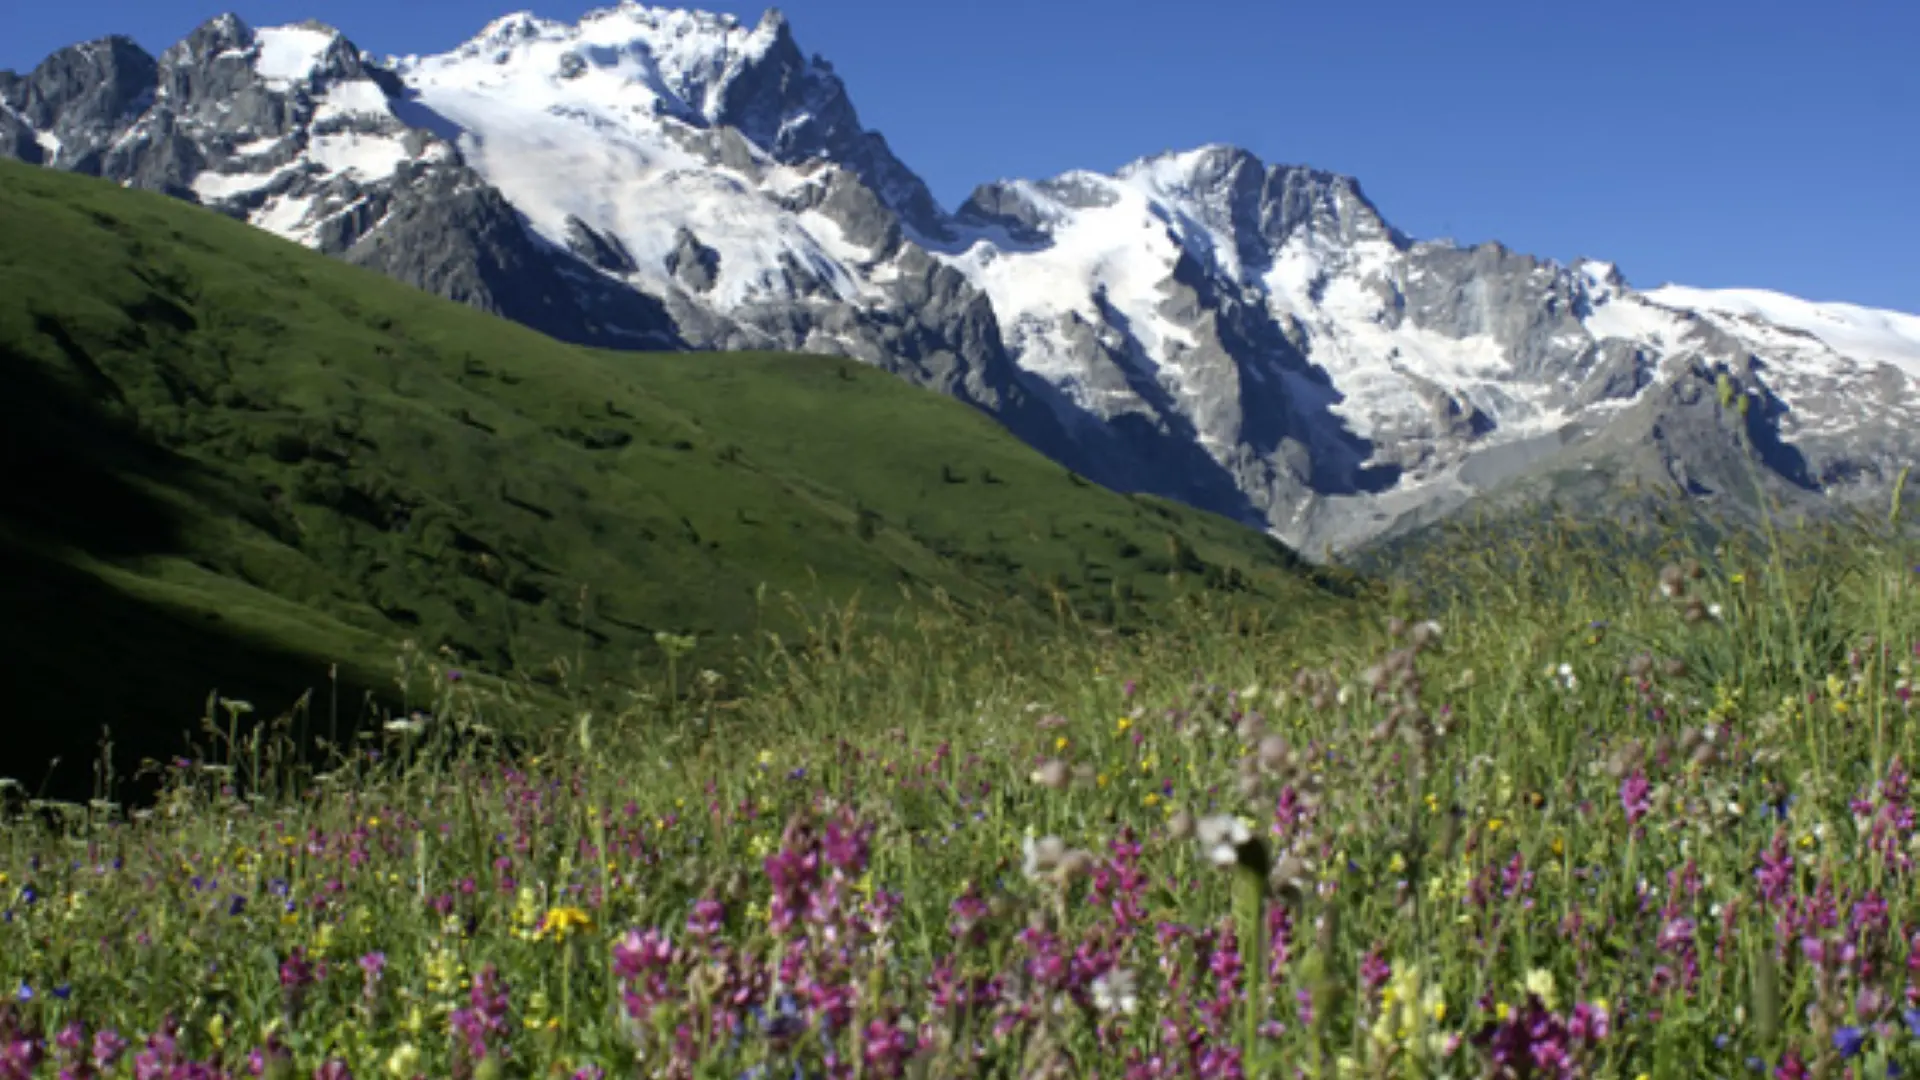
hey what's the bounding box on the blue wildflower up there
[1834,1026,1866,1059]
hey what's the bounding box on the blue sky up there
[7,0,1916,312]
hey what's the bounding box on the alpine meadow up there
[3,5,1920,1080]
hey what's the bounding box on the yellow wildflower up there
[539,905,594,942]
[1055,736,1070,752]
[1115,717,1132,734]
[386,1045,421,1079]
[1143,793,1161,808]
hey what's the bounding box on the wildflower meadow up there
[2,507,1918,1080]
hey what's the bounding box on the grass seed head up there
[1030,759,1071,791]
[1167,809,1196,841]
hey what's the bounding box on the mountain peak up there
[173,12,255,56]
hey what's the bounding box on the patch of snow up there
[317,79,393,117]
[254,26,336,88]
[191,167,285,200]
[308,131,413,181]
[391,2,791,132]
[944,176,1196,367]
[390,5,862,310]
[1644,285,1920,380]
[34,129,61,157]
[1581,290,1690,352]
[252,192,317,242]
[402,77,855,307]
[231,135,283,158]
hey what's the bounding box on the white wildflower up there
[1196,814,1252,866]
[1091,968,1140,1016]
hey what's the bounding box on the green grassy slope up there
[0,160,1351,797]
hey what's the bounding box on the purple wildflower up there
[1620,769,1652,827]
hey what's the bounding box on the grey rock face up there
[0,92,43,164]
[565,214,638,275]
[708,10,947,239]
[665,227,721,293]
[1,35,157,173]
[345,165,681,348]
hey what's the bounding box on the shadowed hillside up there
[0,159,1354,801]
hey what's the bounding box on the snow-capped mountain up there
[7,5,1917,556]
